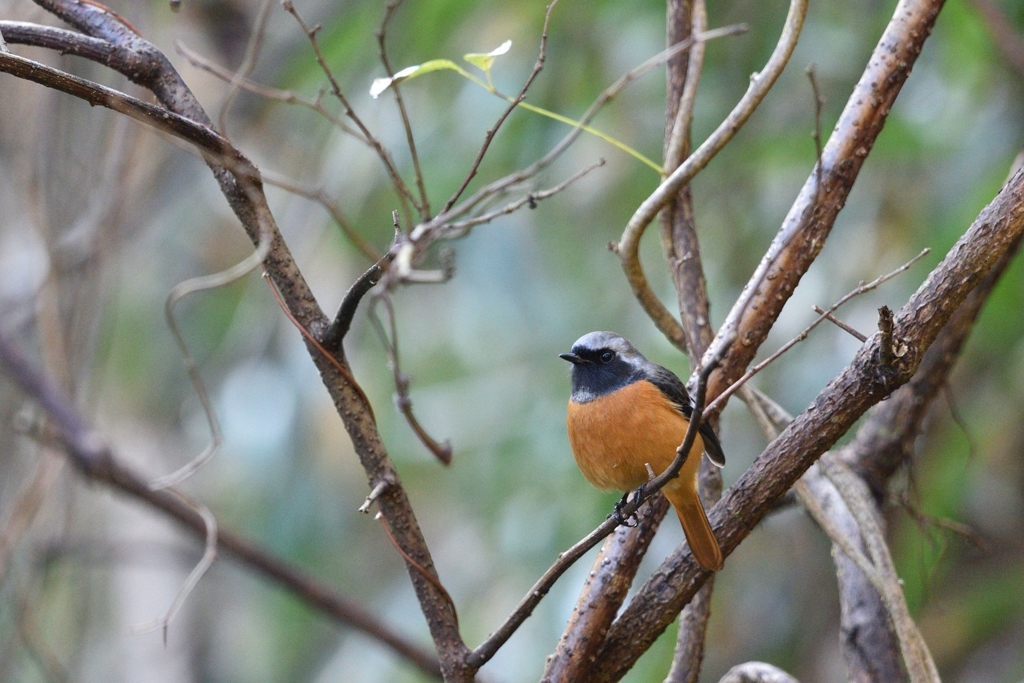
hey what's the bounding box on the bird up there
[560,331,725,571]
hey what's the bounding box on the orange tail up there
[664,487,723,572]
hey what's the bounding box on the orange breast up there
[566,380,705,492]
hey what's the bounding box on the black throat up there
[569,356,642,403]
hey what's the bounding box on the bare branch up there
[698,0,946,409]
[281,0,418,227]
[324,253,396,353]
[217,0,275,134]
[706,249,930,415]
[376,0,431,219]
[619,0,808,351]
[0,331,442,679]
[588,158,1024,681]
[441,0,559,214]
[174,40,369,143]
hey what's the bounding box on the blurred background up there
[0,0,1022,681]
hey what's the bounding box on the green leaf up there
[463,40,512,73]
[369,59,466,98]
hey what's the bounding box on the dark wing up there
[647,364,726,467]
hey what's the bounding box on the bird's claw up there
[611,484,646,527]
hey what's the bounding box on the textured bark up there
[588,164,1024,681]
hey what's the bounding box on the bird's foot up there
[611,484,645,527]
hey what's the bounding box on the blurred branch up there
[174,41,369,143]
[619,0,807,352]
[969,0,1024,79]
[586,159,1024,681]
[281,0,417,228]
[260,170,383,261]
[216,0,274,133]
[0,332,443,679]
[3,4,468,676]
[661,4,719,680]
[698,0,946,412]
[369,293,454,465]
[376,0,430,220]
[440,0,559,214]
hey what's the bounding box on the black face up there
[560,346,640,403]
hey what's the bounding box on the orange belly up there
[566,380,704,492]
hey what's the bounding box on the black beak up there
[559,352,584,365]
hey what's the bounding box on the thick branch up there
[587,161,1024,681]
[5,4,469,676]
[699,0,946,411]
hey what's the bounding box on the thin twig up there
[376,0,430,219]
[619,0,808,351]
[812,305,867,342]
[130,489,218,644]
[441,0,559,214]
[281,0,417,228]
[706,249,929,415]
[440,158,605,236]
[217,0,275,133]
[369,293,453,464]
[175,40,368,143]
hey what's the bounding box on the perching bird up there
[560,331,724,571]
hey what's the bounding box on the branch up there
[323,253,396,353]
[376,0,430,219]
[705,249,930,415]
[587,159,1024,681]
[698,0,946,411]
[619,0,808,351]
[281,0,418,227]
[0,331,442,679]
[472,336,732,670]
[440,0,559,214]
[5,5,468,676]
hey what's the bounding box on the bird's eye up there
[600,351,614,363]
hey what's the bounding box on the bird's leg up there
[611,483,646,527]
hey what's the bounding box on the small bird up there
[560,331,725,571]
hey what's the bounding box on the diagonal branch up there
[0,331,443,679]
[587,159,1024,682]
[618,0,808,352]
[4,5,469,677]
[698,0,946,411]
